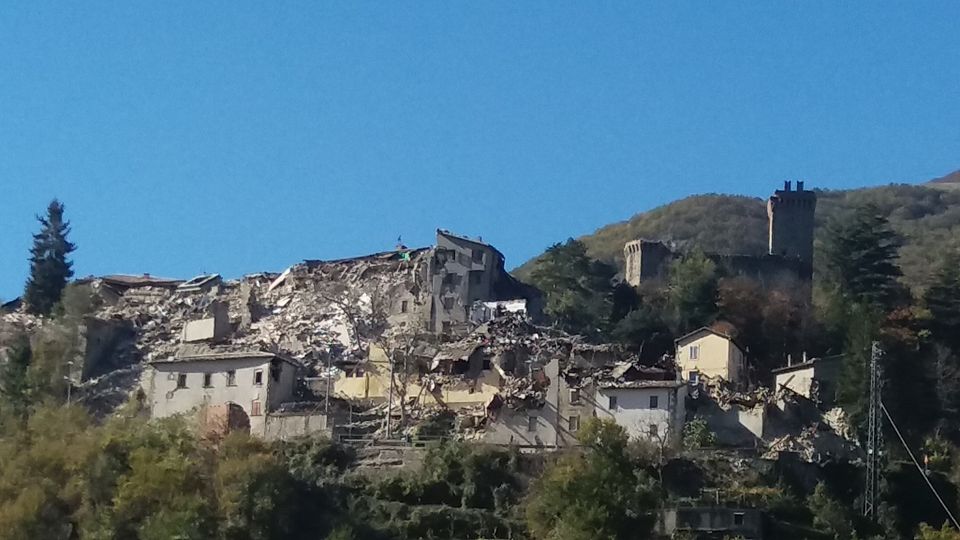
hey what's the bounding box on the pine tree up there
[925,250,960,348]
[23,200,76,315]
[821,204,903,310]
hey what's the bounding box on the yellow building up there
[332,344,501,409]
[675,327,746,386]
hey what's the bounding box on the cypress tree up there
[23,200,76,315]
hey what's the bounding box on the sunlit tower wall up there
[767,180,817,272]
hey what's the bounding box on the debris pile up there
[763,422,863,463]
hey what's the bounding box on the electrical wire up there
[881,403,960,530]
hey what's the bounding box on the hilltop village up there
[0,183,869,538]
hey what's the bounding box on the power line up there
[881,402,960,530]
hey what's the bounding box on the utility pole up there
[386,348,395,439]
[64,360,74,406]
[864,341,883,518]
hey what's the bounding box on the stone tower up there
[623,239,674,287]
[767,180,817,268]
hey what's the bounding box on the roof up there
[100,274,185,289]
[675,326,742,350]
[770,354,842,375]
[150,347,302,368]
[177,274,221,290]
[598,380,685,390]
[433,342,482,362]
[304,247,430,267]
[436,229,493,248]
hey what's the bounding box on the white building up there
[143,349,301,436]
[594,380,687,444]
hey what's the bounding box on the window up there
[176,373,187,388]
[568,415,580,432]
[472,249,484,264]
[401,300,409,313]
[203,373,212,388]
[251,400,262,416]
[688,371,699,385]
[569,388,581,405]
[527,416,538,432]
[608,395,618,410]
[648,424,659,438]
[226,370,237,386]
[254,369,264,386]
[733,512,745,526]
[649,395,659,409]
[689,345,699,360]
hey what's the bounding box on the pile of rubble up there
[763,422,863,464]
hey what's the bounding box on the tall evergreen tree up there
[925,250,960,349]
[23,200,76,315]
[528,239,616,339]
[821,204,903,310]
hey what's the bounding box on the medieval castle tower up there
[767,180,817,268]
[624,182,817,288]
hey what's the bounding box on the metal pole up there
[864,341,883,518]
[386,349,395,439]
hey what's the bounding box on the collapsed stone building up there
[623,181,817,289]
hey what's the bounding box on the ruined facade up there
[623,182,817,288]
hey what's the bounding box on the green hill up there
[513,171,960,290]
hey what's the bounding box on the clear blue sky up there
[2,2,958,300]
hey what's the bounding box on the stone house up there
[143,348,301,436]
[429,230,542,334]
[675,327,746,387]
[594,379,687,444]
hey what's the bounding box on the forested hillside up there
[514,173,960,290]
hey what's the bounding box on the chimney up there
[783,180,792,192]
[797,180,805,191]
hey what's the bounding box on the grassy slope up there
[513,173,960,290]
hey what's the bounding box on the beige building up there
[675,327,746,386]
[143,349,301,436]
[332,344,501,410]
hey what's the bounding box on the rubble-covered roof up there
[434,342,482,363]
